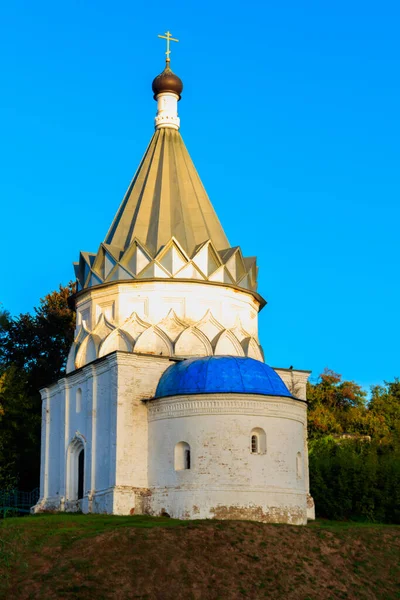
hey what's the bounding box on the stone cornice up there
[40,351,172,396]
[147,393,306,423]
[273,367,312,376]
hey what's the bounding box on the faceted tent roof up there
[74,128,260,295]
[104,128,230,257]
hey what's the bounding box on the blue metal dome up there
[155,356,293,399]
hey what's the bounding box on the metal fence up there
[0,487,40,518]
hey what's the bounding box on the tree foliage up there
[307,368,390,440]
[308,369,400,522]
[369,379,400,437]
[0,284,75,490]
[309,436,400,523]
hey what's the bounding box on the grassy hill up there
[0,514,399,599]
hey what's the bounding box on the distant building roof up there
[155,356,293,399]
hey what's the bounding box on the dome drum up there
[147,388,308,524]
[146,357,308,524]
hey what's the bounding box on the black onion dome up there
[152,63,183,99]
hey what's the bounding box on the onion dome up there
[152,62,183,99]
[155,356,294,399]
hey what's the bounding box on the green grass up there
[0,513,192,584]
[1,512,188,530]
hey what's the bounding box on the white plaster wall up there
[36,373,93,510]
[274,368,310,401]
[147,393,308,524]
[273,368,314,518]
[68,280,264,372]
[34,361,111,512]
[94,369,114,491]
[47,389,62,498]
[34,352,170,515]
[112,353,170,514]
[76,281,260,338]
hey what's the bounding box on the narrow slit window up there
[251,435,258,454]
[185,449,191,470]
[76,388,82,414]
[296,452,302,478]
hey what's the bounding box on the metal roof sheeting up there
[155,356,293,399]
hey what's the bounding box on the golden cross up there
[158,31,179,61]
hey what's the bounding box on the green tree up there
[308,368,366,410]
[369,379,400,436]
[307,369,368,440]
[309,436,400,523]
[0,283,75,490]
[308,369,400,522]
[0,366,34,489]
[2,284,76,392]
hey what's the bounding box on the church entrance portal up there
[78,448,84,500]
[66,437,85,503]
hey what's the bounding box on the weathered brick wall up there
[146,393,308,524]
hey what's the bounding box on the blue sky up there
[1,1,399,390]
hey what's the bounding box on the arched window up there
[66,436,85,501]
[76,388,82,414]
[175,442,191,471]
[250,428,266,454]
[296,452,302,478]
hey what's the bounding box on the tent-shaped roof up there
[74,62,261,297]
[104,127,230,258]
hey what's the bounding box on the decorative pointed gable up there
[156,239,189,276]
[225,248,246,283]
[192,241,222,277]
[120,240,152,276]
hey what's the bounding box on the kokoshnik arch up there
[33,33,315,524]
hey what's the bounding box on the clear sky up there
[1,1,399,390]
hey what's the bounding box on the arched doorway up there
[78,448,85,500]
[66,437,85,502]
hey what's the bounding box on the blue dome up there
[155,356,293,399]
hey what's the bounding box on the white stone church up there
[33,48,315,524]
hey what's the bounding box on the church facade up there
[33,51,315,524]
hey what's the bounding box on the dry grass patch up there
[0,515,399,599]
